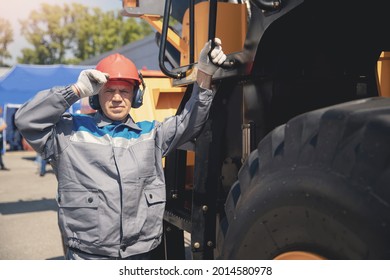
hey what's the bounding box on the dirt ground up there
[0,150,191,260]
[0,150,64,260]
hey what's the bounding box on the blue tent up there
[0,64,92,106]
[0,64,92,152]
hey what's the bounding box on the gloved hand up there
[197,38,227,76]
[73,69,109,98]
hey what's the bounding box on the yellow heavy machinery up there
[122,0,390,259]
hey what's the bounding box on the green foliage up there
[0,17,14,66]
[18,3,153,65]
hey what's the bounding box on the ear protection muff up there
[89,95,100,110]
[131,71,146,109]
[88,71,146,110]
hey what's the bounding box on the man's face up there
[99,80,134,122]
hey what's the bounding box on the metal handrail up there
[250,0,281,11]
[159,0,185,79]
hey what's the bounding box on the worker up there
[0,106,9,171]
[15,38,226,260]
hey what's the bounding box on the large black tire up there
[218,97,390,259]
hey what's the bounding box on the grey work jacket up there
[15,84,214,258]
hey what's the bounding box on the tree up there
[18,3,153,64]
[18,4,71,64]
[67,4,152,63]
[0,18,14,66]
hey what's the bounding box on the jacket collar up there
[94,111,141,131]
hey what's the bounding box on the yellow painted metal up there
[130,70,186,123]
[140,15,188,54]
[274,251,326,260]
[181,2,247,66]
[123,0,137,8]
[125,2,247,68]
[377,51,390,97]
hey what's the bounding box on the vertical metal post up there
[189,0,195,64]
[190,89,227,260]
[163,85,193,259]
[191,121,215,260]
[241,82,258,163]
[159,0,184,78]
[207,0,219,55]
[164,222,186,259]
[241,121,255,163]
[208,0,218,41]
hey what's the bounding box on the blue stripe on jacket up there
[72,114,155,139]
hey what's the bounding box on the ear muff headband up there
[88,71,146,110]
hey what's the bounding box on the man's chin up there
[107,112,127,122]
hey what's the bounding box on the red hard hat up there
[95,53,140,84]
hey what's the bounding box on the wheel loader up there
[122,0,390,259]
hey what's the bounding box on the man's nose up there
[112,91,122,101]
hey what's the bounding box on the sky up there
[0,0,123,65]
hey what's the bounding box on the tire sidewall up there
[222,166,390,259]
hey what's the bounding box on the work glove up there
[73,69,109,98]
[197,38,227,76]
